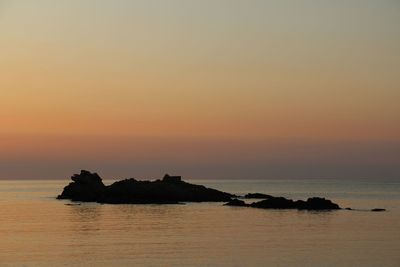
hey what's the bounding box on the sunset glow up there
[1,0,399,179]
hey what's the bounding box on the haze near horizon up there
[0,0,399,179]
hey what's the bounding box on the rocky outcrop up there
[58,170,343,211]
[224,196,341,211]
[250,196,295,209]
[296,197,341,210]
[250,196,340,210]
[57,170,106,202]
[58,170,234,204]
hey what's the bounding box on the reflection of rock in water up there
[66,203,104,234]
[70,204,103,221]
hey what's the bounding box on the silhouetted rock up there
[162,174,182,183]
[250,196,340,210]
[251,196,295,209]
[224,199,248,207]
[297,197,340,210]
[57,170,106,202]
[345,207,353,210]
[371,208,386,212]
[58,171,234,204]
[58,170,344,211]
[244,193,273,199]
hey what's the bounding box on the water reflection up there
[67,203,103,234]
[0,180,399,267]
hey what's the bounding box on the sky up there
[0,0,399,180]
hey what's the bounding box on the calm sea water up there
[0,179,399,267]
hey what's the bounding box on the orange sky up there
[0,1,399,179]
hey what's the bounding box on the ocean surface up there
[0,178,399,267]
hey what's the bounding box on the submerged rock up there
[371,208,386,212]
[58,170,234,204]
[244,193,273,199]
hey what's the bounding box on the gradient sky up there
[0,0,399,179]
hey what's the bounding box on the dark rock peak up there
[71,170,103,185]
[251,196,295,209]
[244,193,273,199]
[162,174,182,183]
[58,170,106,202]
[298,197,340,210]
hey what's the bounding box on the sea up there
[0,178,399,267]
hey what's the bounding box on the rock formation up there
[244,193,273,199]
[57,170,106,202]
[250,196,340,210]
[223,196,341,210]
[58,170,343,211]
[58,170,234,204]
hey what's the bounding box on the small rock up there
[371,208,386,212]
